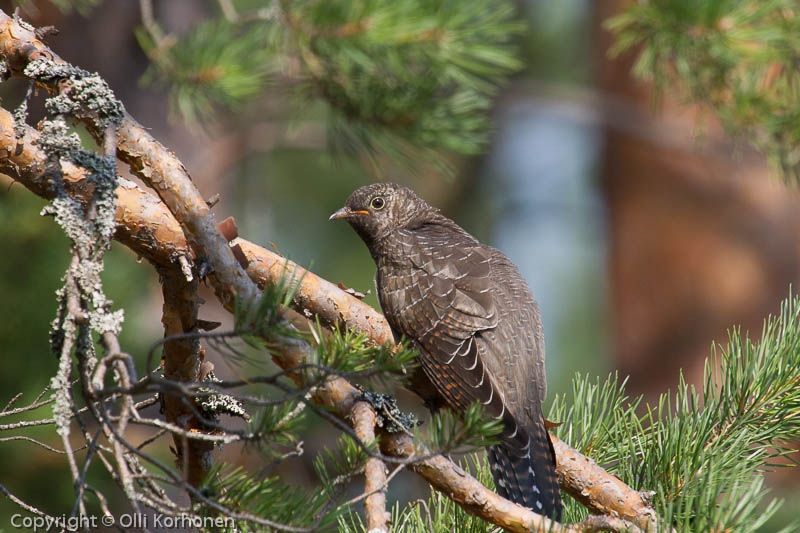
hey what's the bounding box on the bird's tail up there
[489,427,562,520]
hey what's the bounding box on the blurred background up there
[1,0,798,529]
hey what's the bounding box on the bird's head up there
[329,183,433,246]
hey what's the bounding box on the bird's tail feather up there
[489,431,562,520]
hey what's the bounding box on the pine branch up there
[136,17,274,127]
[276,0,524,170]
[551,434,659,530]
[607,0,800,182]
[158,265,210,488]
[351,401,391,533]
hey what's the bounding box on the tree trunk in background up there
[594,1,800,400]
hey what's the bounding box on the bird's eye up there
[370,196,386,210]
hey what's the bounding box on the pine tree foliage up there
[548,294,800,532]
[278,0,522,166]
[200,463,338,531]
[244,394,305,456]
[426,403,503,453]
[133,0,521,168]
[137,19,275,127]
[607,0,800,182]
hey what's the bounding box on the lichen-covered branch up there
[0,8,252,310]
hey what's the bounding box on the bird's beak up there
[329,207,369,220]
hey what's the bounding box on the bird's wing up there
[483,249,547,408]
[379,225,520,432]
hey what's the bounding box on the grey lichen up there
[36,116,118,247]
[35,117,82,160]
[198,370,251,426]
[24,57,78,83]
[89,305,124,337]
[51,316,77,436]
[51,374,75,437]
[11,83,32,139]
[357,391,419,434]
[42,187,124,360]
[49,286,68,357]
[24,57,124,129]
[25,58,123,247]
[41,196,93,252]
[72,150,118,243]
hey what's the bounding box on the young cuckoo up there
[330,183,562,519]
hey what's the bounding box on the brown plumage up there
[330,183,562,519]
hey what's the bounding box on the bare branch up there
[158,265,213,488]
[552,435,658,532]
[351,401,390,533]
[235,239,395,345]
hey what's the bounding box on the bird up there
[330,183,562,519]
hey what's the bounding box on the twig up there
[52,256,85,517]
[2,393,23,412]
[0,483,53,518]
[217,0,239,22]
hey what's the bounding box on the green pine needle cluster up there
[200,464,337,531]
[281,0,523,167]
[246,395,306,457]
[607,0,800,182]
[548,294,800,532]
[311,326,418,389]
[234,270,301,348]
[426,402,503,453]
[314,434,371,495]
[137,19,274,127]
